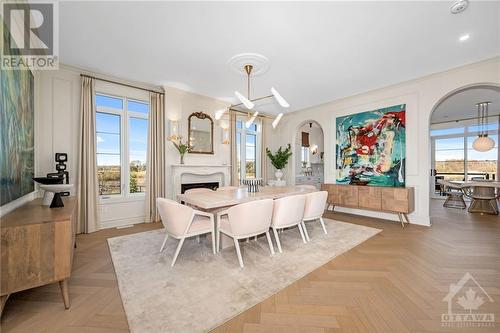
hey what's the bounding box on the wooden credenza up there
[1,197,77,314]
[321,184,414,227]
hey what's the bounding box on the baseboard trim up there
[101,216,145,229]
[332,207,431,226]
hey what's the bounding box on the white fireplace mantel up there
[171,164,231,200]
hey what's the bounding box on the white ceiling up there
[59,1,500,114]
[431,87,500,124]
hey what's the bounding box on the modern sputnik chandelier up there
[215,63,290,128]
[472,101,495,152]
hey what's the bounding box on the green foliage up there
[130,160,146,172]
[266,144,292,170]
[130,173,138,193]
[170,136,191,156]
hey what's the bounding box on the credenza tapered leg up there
[59,279,70,309]
[397,213,405,228]
[1,294,10,316]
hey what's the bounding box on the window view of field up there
[436,160,497,181]
[130,160,146,193]
[95,94,149,196]
[97,165,121,195]
[96,161,146,195]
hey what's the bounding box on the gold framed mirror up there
[188,112,214,154]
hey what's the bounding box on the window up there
[466,135,498,181]
[235,117,261,182]
[431,118,498,187]
[434,137,465,181]
[301,147,310,167]
[96,93,149,198]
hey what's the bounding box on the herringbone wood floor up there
[1,200,499,332]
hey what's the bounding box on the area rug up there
[108,219,381,333]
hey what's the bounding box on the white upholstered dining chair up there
[216,199,275,268]
[156,198,216,266]
[271,195,307,253]
[301,191,329,241]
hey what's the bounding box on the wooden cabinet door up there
[321,184,338,205]
[381,188,410,213]
[358,187,382,210]
[337,185,358,207]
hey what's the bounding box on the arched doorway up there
[428,84,500,206]
[293,120,325,188]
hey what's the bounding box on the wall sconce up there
[168,120,179,141]
[310,144,318,155]
[222,127,230,145]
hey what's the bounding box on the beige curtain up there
[145,92,166,223]
[261,117,268,183]
[77,77,100,233]
[230,111,238,185]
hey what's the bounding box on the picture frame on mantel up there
[188,112,214,154]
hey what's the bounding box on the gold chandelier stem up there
[247,71,250,100]
[244,64,253,100]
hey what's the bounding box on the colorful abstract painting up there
[336,104,406,187]
[0,22,35,206]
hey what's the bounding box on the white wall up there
[272,57,500,226]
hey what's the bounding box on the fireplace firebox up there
[181,182,219,194]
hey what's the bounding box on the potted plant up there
[266,144,292,181]
[170,136,190,164]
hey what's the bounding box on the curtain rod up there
[80,74,164,95]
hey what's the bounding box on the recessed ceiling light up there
[459,34,470,42]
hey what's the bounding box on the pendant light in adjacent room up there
[472,101,495,152]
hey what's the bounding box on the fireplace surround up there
[170,164,231,200]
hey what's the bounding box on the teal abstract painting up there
[0,22,35,205]
[336,104,406,187]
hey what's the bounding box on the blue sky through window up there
[468,123,499,133]
[129,117,148,163]
[96,112,120,133]
[96,94,123,109]
[246,134,256,160]
[95,95,149,166]
[435,135,498,161]
[97,112,120,166]
[430,127,464,136]
[128,100,149,115]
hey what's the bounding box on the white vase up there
[275,169,284,181]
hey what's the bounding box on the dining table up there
[437,179,500,215]
[177,185,318,248]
